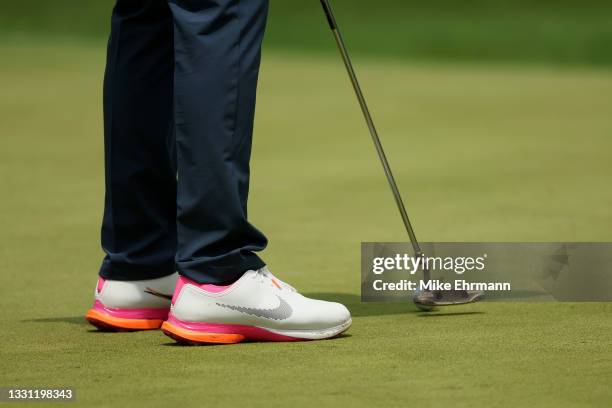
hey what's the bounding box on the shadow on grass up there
[21,294,483,330]
[304,293,419,317]
[417,311,485,318]
[22,316,88,325]
[161,333,353,347]
[305,293,487,318]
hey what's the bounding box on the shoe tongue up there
[243,269,260,279]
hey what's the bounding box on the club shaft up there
[320,0,424,261]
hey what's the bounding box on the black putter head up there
[413,289,484,311]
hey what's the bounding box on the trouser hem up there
[99,258,176,281]
[177,254,266,285]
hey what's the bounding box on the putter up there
[319,0,483,310]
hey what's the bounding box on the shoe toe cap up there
[301,299,351,329]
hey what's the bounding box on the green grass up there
[2,0,612,66]
[1,41,611,407]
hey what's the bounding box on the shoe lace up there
[255,267,297,292]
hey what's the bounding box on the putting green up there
[0,41,611,407]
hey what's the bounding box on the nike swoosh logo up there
[144,287,173,301]
[215,295,293,320]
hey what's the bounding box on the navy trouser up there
[99,0,268,284]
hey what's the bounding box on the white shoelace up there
[256,267,297,292]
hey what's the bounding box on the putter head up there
[413,289,484,311]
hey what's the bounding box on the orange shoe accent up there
[86,309,163,331]
[271,278,282,290]
[161,321,246,344]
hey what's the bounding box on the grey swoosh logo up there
[215,295,293,320]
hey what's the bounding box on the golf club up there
[319,0,483,310]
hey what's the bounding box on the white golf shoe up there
[86,273,178,331]
[161,267,351,344]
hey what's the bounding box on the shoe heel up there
[86,309,164,331]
